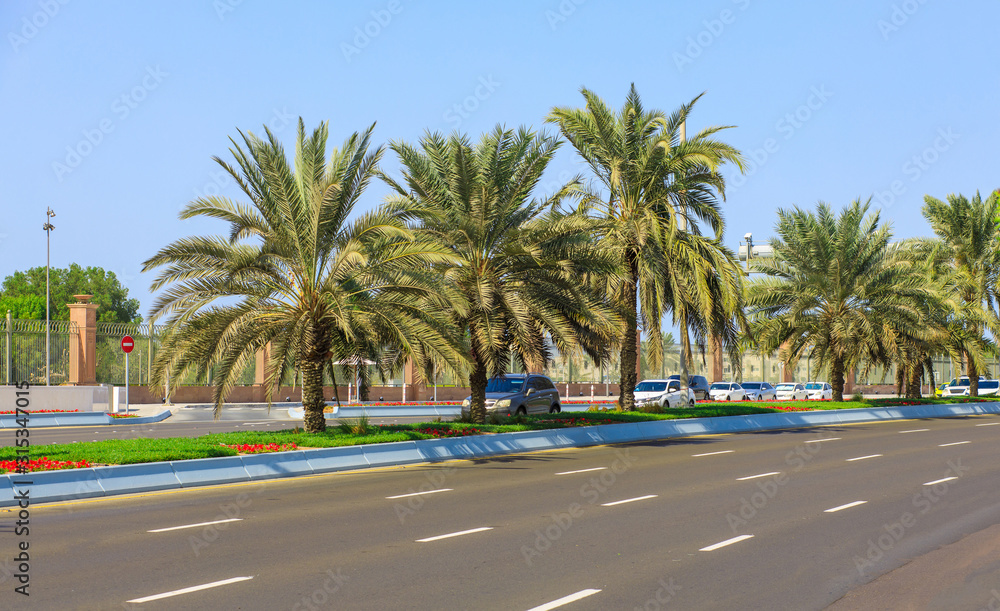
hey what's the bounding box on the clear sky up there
[2,0,998,320]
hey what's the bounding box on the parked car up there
[739,381,776,401]
[774,382,808,401]
[708,382,747,402]
[934,383,948,397]
[805,382,833,400]
[461,373,561,416]
[945,378,1000,397]
[634,379,696,409]
[666,374,711,400]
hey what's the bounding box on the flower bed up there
[0,409,80,415]
[0,457,91,474]
[224,443,297,454]
[414,427,482,438]
[109,413,139,418]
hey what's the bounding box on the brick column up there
[67,295,98,385]
[404,359,425,402]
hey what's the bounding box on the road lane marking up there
[416,527,493,542]
[555,467,607,475]
[939,441,970,447]
[846,454,883,462]
[806,437,841,443]
[126,576,254,603]
[824,501,867,513]
[736,472,780,481]
[601,495,657,507]
[924,476,958,486]
[976,422,1000,427]
[386,488,453,499]
[900,429,929,433]
[526,589,602,611]
[700,534,754,551]
[148,518,243,533]
[692,450,734,457]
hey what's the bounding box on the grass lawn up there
[1,397,997,472]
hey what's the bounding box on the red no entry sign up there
[121,335,135,353]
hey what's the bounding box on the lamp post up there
[43,208,56,386]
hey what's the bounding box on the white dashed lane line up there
[126,576,254,603]
[700,534,754,552]
[526,589,602,611]
[976,422,1000,427]
[899,429,930,434]
[824,501,867,513]
[416,527,493,543]
[385,488,452,499]
[939,441,971,447]
[555,467,607,476]
[806,437,841,443]
[600,495,657,507]
[846,454,882,462]
[692,450,734,457]
[736,472,780,481]
[148,518,242,533]
[924,477,958,486]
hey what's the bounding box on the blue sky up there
[2,0,998,320]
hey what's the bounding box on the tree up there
[547,85,746,410]
[1,264,141,322]
[746,199,935,401]
[143,120,464,432]
[921,191,1000,396]
[382,126,621,424]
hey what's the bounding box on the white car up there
[634,379,697,408]
[740,381,776,401]
[945,379,1000,397]
[708,382,746,402]
[774,382,808,401]
[804,382,833,400]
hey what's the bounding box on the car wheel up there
[688,398,695,407]
[726,395,731,401]
[515,406,527,416]
[549,403,560,414]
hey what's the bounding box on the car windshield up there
[709,383,730,390]
[805,383,823,390]
[485,377,524,393]
[776,384,795,391]
[741,383,761,390]
[635,381,668,392]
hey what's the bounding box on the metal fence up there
[2,314,75,385]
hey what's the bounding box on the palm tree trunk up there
[302,357,326,433]
[831,354,846,402]
[469,354,488,424]
[906,362,923,399]
[618,252,639,411]
[894,363,905,398]
[967,350,979,397]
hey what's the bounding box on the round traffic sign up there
[121,335,135,353]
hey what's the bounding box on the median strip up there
[148,518,242,533]
[700,534,754,551]
[846,454,882,462]
[125,576,254,603]
[526,589,602,611]
[736,471,780,481]
[416,527,493,542]
[824,500,867,513]
[600,494,657,507]
[386,488,452,499]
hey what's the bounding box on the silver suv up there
[462,374,561,416]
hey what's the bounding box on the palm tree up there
[143,120,464,432]
[382,126,621,423]
[746,199,935,401]
[547,85,746,410]
[921,191,1000,396]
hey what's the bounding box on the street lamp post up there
[43,208,56,386]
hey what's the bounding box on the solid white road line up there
[555,467,607,475]
[939,441,971,447]
[416,527,493,543]
[736,471,780,481]
[924,476,958,486]
[976,422,1000,427]
[692,450,734,457]
[846,454,883,462]
[899,429,930,433]
[700,534,754,551]
[526,589,602,611]
[126,576,254,603]
[600,495,657,507]
[148,518,243,533]
[806,437,841,443]
[385,488,453,499]
[824,501,867,513]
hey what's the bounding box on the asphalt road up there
[2,414,999,609]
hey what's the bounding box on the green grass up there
[3,396,997,471]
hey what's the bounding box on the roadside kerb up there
[3,402,1000,507]
[0,410,171,428]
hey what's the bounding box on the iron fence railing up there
[2,314,75,385]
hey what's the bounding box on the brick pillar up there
[404,359,425,402]
[67,295,98,385]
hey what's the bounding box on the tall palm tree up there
[382,126,621,423]
[548,85,746,410]
[747,199,935,401]
[143,120,464,432]
[922,191,1000,396]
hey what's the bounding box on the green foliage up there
[337,415,372,436]
[0,294,45,319]
[0,264,140,322]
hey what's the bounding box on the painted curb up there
[3,402,1000,507]
[0,410,172,428]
